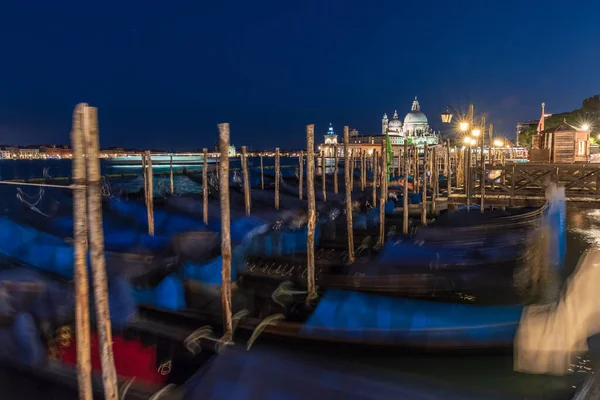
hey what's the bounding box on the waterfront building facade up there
[321,97,440,156]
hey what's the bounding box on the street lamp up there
[471,129,481,137]
[441,107,453,124]
[463,136,472,144]
[493,139,504,147]
[459,122,469,132]
[470,138,477,146]
[582,124,591,131]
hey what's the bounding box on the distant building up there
[40,144,72,159]
[18,145,40,158]
[0,146,16,159]
[530,119,590,163]
[323,123,337,145]
[329,97,440,155]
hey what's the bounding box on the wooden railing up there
[462,163,600,201]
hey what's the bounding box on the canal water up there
[0,160,598,399]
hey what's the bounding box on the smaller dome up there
[388,119,402,130]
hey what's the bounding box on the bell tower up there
[382,113,388,135]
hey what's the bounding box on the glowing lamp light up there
[471,129,481,137]
[463,136,472,144]
[470,138,477,145]
[582,124,590,131]
[441,107,453,124]
[459,122,469,132]
[493,139,503,147]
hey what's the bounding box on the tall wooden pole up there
[241,146,251,216]
[144,151,154,236]
[333,145,339,194]
[321,147,326,202]
[403,140,409,235]
[350,150,355,191]
[71,104,92,400]
[446,140,452,197]
[298,151,304,200]
[202,148,208,225]
[431,147,437,215]
[481,123,491,213]
[344,126,355,263]
[260,154,264,190]
[306,125,318,301]
[141,152,147,186]
[275,148,280,210]
[372,150,378,207]
[217,123,233,342]
[84,107,119,400]
[421,143,428,225]
[413,145,419,194]
[360,150,365,191]
[169,154,174,194]
[378,140,387,248]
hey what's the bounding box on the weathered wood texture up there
[306,125,318,300]
[202,148,209,225]
[85,107,119,400]
[241,146,251,216]
[344,126,355,262]
[217,123,233,342]
[70,104,93,400]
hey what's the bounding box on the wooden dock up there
[448,163,600,207]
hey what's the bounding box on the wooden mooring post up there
[360,150,365,191]
[275,148,280,210]
[169,154,174,194]
[378,139,387,248]
[241,146,251,216]
[217,123,233,342]
[71,104,93,400]
[446,141,452,197]
[321,147,326,202]
[260,154,264,190]
[431,147,437,215]
[421,143,428,225]
[344,126,355,263]
[333,145,339,194]
[202,148,209,225]
[372,150,378,207]
[403,140,409,235]
[298,150,304,200]
[350,150,355,191]
[413,145,419,194]
[85,106,119,400]
[306,125,318,301]
[144,150,155,236]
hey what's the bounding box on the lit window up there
[578,141,586,156]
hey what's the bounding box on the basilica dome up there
[404,97,428,125]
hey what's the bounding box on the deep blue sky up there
[1,0,599,150]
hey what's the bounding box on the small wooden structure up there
[530,120,590,163]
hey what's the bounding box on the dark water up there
[0,160,598,399]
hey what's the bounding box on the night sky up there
[1,0,599,150]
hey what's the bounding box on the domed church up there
[380,97,438,147]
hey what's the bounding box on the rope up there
[183,325,232,354]
[100,176,112,197]
[148,384,176,400]
[0,180,82,189]
[16,187,54,217]
[232,309,249,334]
[271,281,307,309]
[246,313,285,351]
[119,377,136,400]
